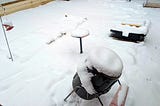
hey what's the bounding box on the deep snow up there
[0,0,160,106]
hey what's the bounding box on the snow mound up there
[86,47,123,77]
[60,14,88,35]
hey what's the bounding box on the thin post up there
[0,16,13,61]
[118,80,121,86]
[64,89,75,102]
[97,96,104,106]
[79,38,83,54]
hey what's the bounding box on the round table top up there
[71,28,89,38]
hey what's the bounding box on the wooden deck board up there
[0,0,54,16]
[144,3,160,8]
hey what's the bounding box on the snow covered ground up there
[0,0,160,106]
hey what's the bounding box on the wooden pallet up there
[144,2,160,8]
[0,0,54,16]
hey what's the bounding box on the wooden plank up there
[3,1,30,9]
[0,0,54,16]
[40,0,53,5]
[1,0,25,6]
[1,0,31,15]
[144,3,160,8]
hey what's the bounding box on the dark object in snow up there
[110,29,146,43]
[109,20,150,43]
[46,34,64,45]
[64,48,123,106]
[64,71,121,106]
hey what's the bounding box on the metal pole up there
[64,89,75,102]
[79,38,83,54]
[0,16,13,61]
[64,86,81,102]
[118,80,121,86]
[97,96,104,106]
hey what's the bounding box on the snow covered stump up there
[64,47,126,106]
[71,28,89,54]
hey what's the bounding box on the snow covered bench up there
[110,20,150,42]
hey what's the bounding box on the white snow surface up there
[2,19,13,26]
[0,0,160,106]
[60,14,87,35]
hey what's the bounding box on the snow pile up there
[60,14,88,35]
[77,47,123,94]
[86,47,123,77]
[46,14,88,44]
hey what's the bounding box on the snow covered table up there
[71,28,89,54]
[110,20,150,42]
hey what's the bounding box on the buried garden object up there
[110,20,150,42]
[64,47,129,106]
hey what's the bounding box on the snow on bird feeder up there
[110,20,150,42]
[64,47,123,106]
